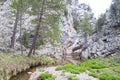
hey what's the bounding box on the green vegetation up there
[68,75,79,80]
[96,13,106,32]
[56,64,87,74]
[56,53,120,80]
[0,53,53,80]
[109,0,120,22]
[76,12,93,35]
[22,31,29,48]
[56,58,106,74]
[88,53,120,80]
[39,73,56,80]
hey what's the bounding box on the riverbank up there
[0,53,53,80]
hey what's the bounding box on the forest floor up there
[30,52,120,80]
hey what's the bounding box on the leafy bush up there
[56,59,106,74]
[89,71,120,80]
[56,64,87,74]
[39,73,56,80]
[79,58,106,69]
[68,75,79,80]
[56,54,120,80]
[99,73,120,80]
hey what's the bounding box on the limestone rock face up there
[83,25,120,58]
[60,0,95,59]
[0,0,13,51]
[61,0,120,59]
[0,0,34,51]
[0,0,120,59]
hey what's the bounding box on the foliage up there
[68,75,79,80]
[26,0,65,45]
[88,53,120,80]
[22,31,29,48]
[109,0,120,22]
[36,39,44,48]
[79,58,106,69]
[96,14,106,32]
[10,0,27,14]
[46,14,61,44]
[10,0,65,51]
[89,71,120,80]
[0,53,53,80]
[76,12,93,35]
[56,53,120,79]
[56,64,87,74]
[39,73,56,80]
[56,58,106,74]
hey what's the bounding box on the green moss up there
[68,75,79,80]
[39,73,56,80]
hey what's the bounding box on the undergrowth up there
[39,72,56,80]
[0,53,53,80]
[68,75,79,80]
[56,52,120,80]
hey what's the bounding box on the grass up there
[56,58,106,74]
[56,64,86,74]
[0,53,53,80]
[39,72,56,80]
[56,52,120,80]
[68,75,79,80]
[88,53,120,80]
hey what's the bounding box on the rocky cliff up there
[61,0,120,60]
[0,0,120,60]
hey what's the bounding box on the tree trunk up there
[19,0,23,54]
[28,0,45,56]
[10,5,20,48]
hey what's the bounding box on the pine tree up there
[96,14,106,32]
[109,0,120,22]
[27,0,65,56]
[10,0,20,48]
[77,12,93,42]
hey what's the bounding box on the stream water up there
[10,67,36,80]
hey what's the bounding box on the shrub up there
[56,64,89,74]
[99,73,120,80]
[39,73,56,80]
[79,58,106,69]
[68,75,79,80]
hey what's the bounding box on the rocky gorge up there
[0,0,120,80]
[0,0,120,60]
